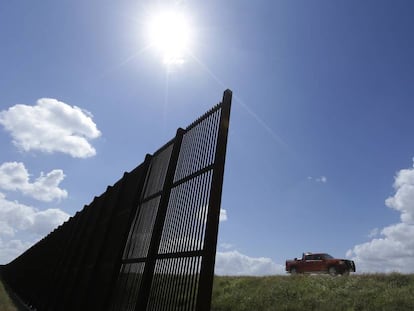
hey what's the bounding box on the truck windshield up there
[322,254,333,259]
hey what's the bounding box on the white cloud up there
[319,176,327,183]
[385,166,414,224]
[0,238,33,264]
[0,192,70,239]
[347,160,414,273]
[0,221,14,237]
[220,208,228,222]
[0,98,101,158]
[0,191,69,264]
[219,243,234,250]
[308,176,328,183]
[31,208,70,236]
[215,250,285,276]
[368,227,380,238]
[0,162,67,202]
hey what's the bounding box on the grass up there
[1,272,413,310]
[0,277,18,311]
[212,273,414,311]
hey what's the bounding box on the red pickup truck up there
[285,252,356,275]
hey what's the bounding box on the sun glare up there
[147,10,192,66]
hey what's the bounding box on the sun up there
[147,9,192,66]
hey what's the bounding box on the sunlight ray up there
[162,69,170,133]
[96,45,153,80]
[188,52,291,151]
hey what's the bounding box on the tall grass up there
[212,274,414,311]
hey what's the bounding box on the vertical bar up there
[98,154,151,308]
[104,155,152,310]
[196,89,232,311]
[135,128,185,311]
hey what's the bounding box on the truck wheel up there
[290,267,297,275]
[328,267,337,276]
[342,269,350,276]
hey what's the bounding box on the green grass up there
[1,273,413,310]
[212,274,414,311]
[0,278,18,311]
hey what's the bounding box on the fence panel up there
[1,90,232,311]
[111,90,232,311]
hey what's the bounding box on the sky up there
[1,0,414,275]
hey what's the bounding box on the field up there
[2,273,414,310]
[0,277,17,311]
[211,274,414,311]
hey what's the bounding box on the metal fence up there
[1,89,232,311]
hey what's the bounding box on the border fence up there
[1,89,232,311]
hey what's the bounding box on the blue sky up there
[1,0,414,274]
